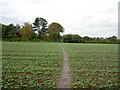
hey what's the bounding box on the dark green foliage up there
[84,36,118,44]
[31,33,37,40]
[107,36,117,43]
[2,38,21,41]
[63,34,81,43]
[63,34,119,44]
[1,24,8,38]
[1,23,21,39]
[33,17,48,40]
[1,17,119,43]
[15,24,21,32]
[82,36,91,42]
[33,17,41,29]
[5,24,15,38]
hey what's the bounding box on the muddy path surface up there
[57,45,72,88]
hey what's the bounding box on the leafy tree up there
[107,36,117,43]
[92,37,97,41]
[15,24,21,32]
[96,37,100,41]
[19,23,33,40]
[63,34,81,43]
[1,24,8,38]
[99,37,105,43]
[31,33,37,40]
[63,34,72,43]
[1,23,21,38]
[15,24,21,38]
[33,17,48,40]
[72,34,82,43]
[82,36,90,42]
[6,24,16,38]
[48,22,64,42]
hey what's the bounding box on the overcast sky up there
[0,0,119,38]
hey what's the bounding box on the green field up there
[62,43,119,88]
[2,42,63,88]
[2,42,120,88]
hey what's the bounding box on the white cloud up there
[0,0,119,37]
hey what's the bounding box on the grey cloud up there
[1,16,23,25]
[0,0,118,38]
[87,20,117,28]
[64,19,118,37]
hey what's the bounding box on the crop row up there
[2,42,63,88]
[63,43,120,88]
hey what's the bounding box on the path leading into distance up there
[57,45,72,88]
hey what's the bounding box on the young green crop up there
[63,43,119,88]
[2,42,120,88]
[2,42,63,88]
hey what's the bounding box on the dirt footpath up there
[57,45,72,88]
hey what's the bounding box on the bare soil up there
[57,46,72,88]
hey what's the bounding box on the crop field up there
[63,43,120,88]
[2,42,63,88]
[2,42,120,88]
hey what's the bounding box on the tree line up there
[63,34,119,44]
[1,17,119,44]
[1,17,64,42]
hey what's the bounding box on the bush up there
[63,34,82,43]
[2,38,21,42]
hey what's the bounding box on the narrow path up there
[57,45,72,88]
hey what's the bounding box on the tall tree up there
[16,24,21,32]
[63,34,81,43]
[83,36,90,42]
[19,23,33,40]
[48,22,64,42]
[107,36,117,43]
[1,24,8,38]
[6,24,16,38]
[33,17,40,31]
[33,17,48,40]
[1,23,21,38]
[15,24,21,38]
